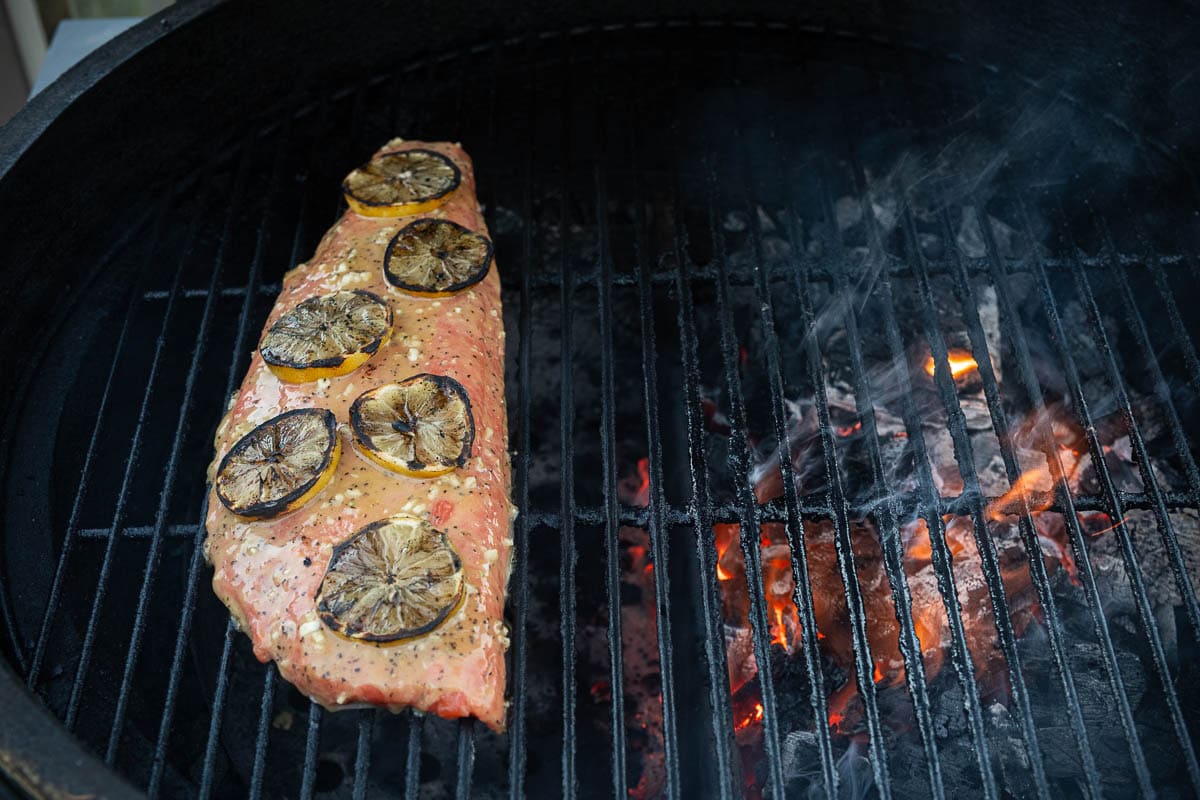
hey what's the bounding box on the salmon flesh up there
[204,140,513,731]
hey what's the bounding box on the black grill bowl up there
[3,1,1200,798]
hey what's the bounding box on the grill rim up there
[0,662,140,800]
[0,2,224,181]
[2,3,1200,796]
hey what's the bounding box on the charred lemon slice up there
[215,408,340,519]
[350,374,475,478]
[383,219,493,297]
[260,290,393,383]
[342,149,461,217]
[316,514,465,643]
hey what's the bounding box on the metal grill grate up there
[3,20,1200,799]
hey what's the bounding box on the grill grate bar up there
[1092,213,1200,634]
[670,177,739,798]
[901,193,1054,798]
[828,191,1003,796]
[247,667,277,800]
[64,142,253,732]
[229,128,352,796]
[455,719,476,800]
[214,148,319,800]
[1027,200,1174,789]
[156,120,315,796]
[239,147,323,799]
[810,171,932,797]
[557,56,580,797]
[197,620,237,800]
[147,505,211,797]
[1070,211,1200,636]
[504,85,536,800]
[97,214,224,739]
[134,252,1195,301]
[143,284,282,300]
[22,200,166,690]
[978,199,1159,797]
[106,120,292,764]
[299,704,324,800]
[937,206,1106,796]
[1145,251,1200,391]
[1027,197,1200,792]
[630,116,682,800]
[1033,200,1200,789]
[779,165,950,793]
[593,160,630,800]
[1123,251,1200,487]
[756,160,840,800]
[404,714,423,800]
[856,56,1007,794]
[862,199,1009,795]
[352,711,376,800]
[705,168,789,798]
[74,486,1200,540]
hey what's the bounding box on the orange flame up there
[837,420,863,437]
[714,524,737,581]
[986,432,1084,522]
[770,605,789,649]
[762,527,801,653]
[826,679,860,733]
[736,702,765,730]
[873,663,884,683]
[986,467,1053,522]
[766,579,801,652]
[634,457,650,507]
[925,348,979,380]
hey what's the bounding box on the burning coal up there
[705,377,1139,789]
[588,146,1200,797]
[924,348,980,381]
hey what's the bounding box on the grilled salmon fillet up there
[204,140,513,731]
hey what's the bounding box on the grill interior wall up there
[2,23,1199,799]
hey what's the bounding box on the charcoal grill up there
[3,1,1200,798]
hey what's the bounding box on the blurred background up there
[0,0,169,124]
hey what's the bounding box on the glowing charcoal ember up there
[924,347,980,380]
[707,398,1101,754]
